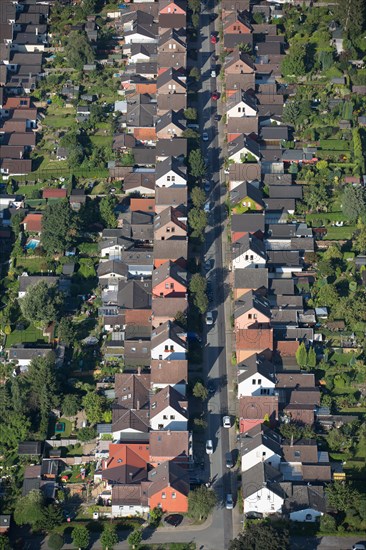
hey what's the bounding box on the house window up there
[170,415,175,419]
[271,504,275,510]
[170,345,174,351]
[131,347,136,352]
[250,255,254,260]
[165,345,169,351]
[162,492,166,499]
[165,283,170,289]
[248,314,252,319]
[172,492,176,499]
[305,514,312,521]
[262,451,266,457]
[258,379,261,385]
[245,255,249,260]
[253,314,257,319]
[163,415,168,419]
[158,424,164,429]
[294,451,301,458]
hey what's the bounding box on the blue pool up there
[25,239,40,250]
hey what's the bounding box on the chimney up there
[167,430,171,436]
[137,399,140,410]
[137,366,141,375]
[290,434,294,447]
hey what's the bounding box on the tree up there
[192,381,208,400]
[281,44,307,77]
[316,283,339,308]
[184,107,197,120]
[188,0,200,13]
[127,528,142,549]
[319,513,336,533]
[335,0,366,36]
[27,355,59,438]
[229,522,289,550]
[11,211,25,238]
[65,32,95,71]
[47,533,64,550]
[38,505,63,532]
[182,128,200,139]
[149,506,163,527]
[354,220,366,254]
[307,346,317,368]
[82,391,106,425]
[295,342,308,368]
[191,186,206,208]
[327,428,349,452]
[77,426,97,442]
[189,149,206,179]
[58,316,76,346]
[325,481,360,513]
[188,208,207,240]
[99,196,117,229]
[0,536,12,550]
[188,486,216,521]
[282,101,301,125]
[14,490,45,529]
[42,200,79,254]
[304,181,330,213]
[342,185,366,222]
[192,12,200,28]
[189,273,207,294]
[189,67,200,81]
[20,281,63,326]
[82,0,97,15]
[72,524,90,550]
[101,524,118,550]
[62,394,80,417]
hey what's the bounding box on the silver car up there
[226,494,233,510]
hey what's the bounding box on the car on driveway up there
[204,180,211,192]
[164,514,183,527]
[226,494,233,510]
[204,259,212,272]
[225,452,233,468]
[208,381,215,394]
[202,132,209,142]
[211,69,216,78]
[204,200,213,213]
[211,91,219,101]
[206,311,214,325]
[210,32,218,44]
[223,415,231,428]
[206,440,213,454]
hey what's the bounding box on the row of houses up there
[0,0,51,177]
[94,0,193,518]
[220,1,340,521]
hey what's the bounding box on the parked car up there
[204,200,213,213]
[352,545,366,550]
[225,452,233,468]
[206,439,213,454]
[204,180,211,192]
[210,32,218,44]
[202,132,209,141]
[211,91,219,101]
[204,259,212,272]
[164,514,183,527]
[206,311,214,325]
[226,494,233,510]
[223,415,231,428]
[208,381,215,394]
[211,69,216,78]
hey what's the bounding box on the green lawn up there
[325,225,356,239]
[43,113,76,129]
[90,135,113,147]
[15,256,50,274]
[56,418,73,437]
[5,324,48,348]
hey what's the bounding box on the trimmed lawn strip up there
[5,324,48,348]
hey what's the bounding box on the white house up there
[226,91,257,119]
[228,136,261,163]
[284,485,326,522]
[111,486,149,518]
[155,158,187,188]
[237,356,276,398]
[151,321,187,361]
[239,424,282,472]
[232,235,267,270]
[242,462,284,516]
[150,385,188,431]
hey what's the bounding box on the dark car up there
[211,91,219,101]
[208,381,215,394]
[164,514,183,527]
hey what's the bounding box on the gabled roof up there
[232,234,266,260]
[152,296,188,319]
[151,358,188,385]
[112,408,150,434]
[154,238,187,262]
[112,483,149,506]
[124,172,156,192]
[150,384,188,419]
[282,484,326,515]
[228,134,260,160]
[235,291,271,320]
[230,181,263,207]
[282,439,318,463]
[223,11,252,31]
[237,354,275,384]
[227,117,258,136]
[148,461,189,497]
[159,28,186,50]
[234,267,268,290]
[18,441,42,455]
[225,49,255,72]
[236,328,273,351]
[227,89,257,112]
[22,213,42,232]
[103,442,149,484]
[115,373,151,410]
[116,279,152,309]
[231,212,265,234]
[156,138,187,159]
[156,156,187,180]
[154,206,187,233]
[151,320,187,350]
[242,462,284,499]
[156,110,185,133]
[276,372,315,389]
[239,423,282,456]
[97,260,128,278]
[153,259,187,289]
[149,430,189,461]
[155,186,187,208]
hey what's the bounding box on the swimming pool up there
[25,239,40,250]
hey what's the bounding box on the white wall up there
[290,508,323,522]
[112,504,149,517]
[227,102,257,119]
[151,338,186,360]
[232,250,266,270]
[238,374,275,398]
[152,382,186,396]
[241,447,281,472]
[150,406,187,431]
[155,170,186,188]
[244,487,283,515]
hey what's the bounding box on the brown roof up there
[150,385,187,419]
[154,238,188,262]
[123,172,156,193]
[152,296,188,320]
[157,93,187,113]
[112,483,150,506]
[276,372,315,389]
[239,395,278,420]
[3,132,36,147]
[154,206,187,232]
[112,408,150,434]
[227,117,258,136]
[149,430,189,461]
[152,259,187,289]
[11,108,37,120]
[159,13,186,28]
[151,358,188,385]
[23,213,43,232]
[157,52,186,71]
[115,373,151,410]
[235,328,273,350]
[290,389,320,406]
[2,159,32,174]
[302,464,332,482]
[228,162,261,182]
[130,198,155,212]
[275,340,300,357]
[1,120,27,132]
[42,188,67,199]
[148,461,189,497]
[155,186,188,208]
[124,309,152,327]
[282,440,318,463]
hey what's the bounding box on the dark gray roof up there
[156,156,187,181]
[231,212,265,234]
[19,275,58,293]
[228,134,261,159]
[232,234,266,260]
[156,138,187,159]
[234,267,268,290]
[117,279,152,309]
[0,515,11,528]
[261,125,289,141]
[98,260,129,278]
[239,423,282,457]
[263,173,292,185]
[156,110,186,133]
[242,462,284,499]
[235,291,271,320]
[18,441,42,455]
[267,250,300,267]
[268,185,303,199]
[264,198,296,212]
[238,355,275,385]
[9,347,53,362]
[269,278,295,295]
[282,484,326,515]
[230,181,263,207]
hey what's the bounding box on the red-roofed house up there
[22,213,43,234]
[42,188,67,199]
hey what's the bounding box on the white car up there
[202,132,209,141]
[206,439,213,454]
[223,415,231,428]
[211,69,216,78]
[204,201,212,213]
[206,311,214,325]
[226,494,233,510]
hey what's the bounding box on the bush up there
[320,514,337,533]
[47,533,64,550]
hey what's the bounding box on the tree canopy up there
[65,32,95,71]
[41,199,79,254]
[101,524,118,550]
[342,185,366,222]
[188,486,216,521]
[281,44,307,77]
[20,281,64,326]
[99,196,118,228]
[229,522,289,550]
[325,481,360,512]
[72,524,90,550]
[14,490,45,530]
[189,149,206,179]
